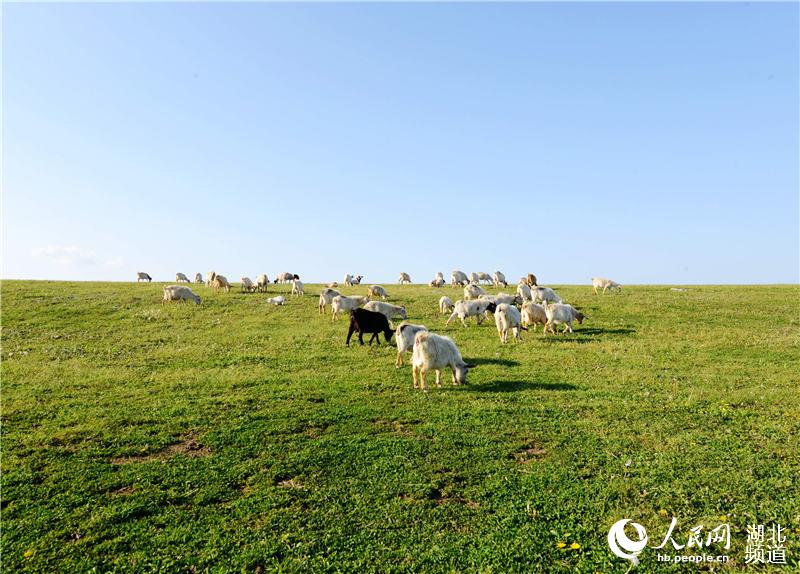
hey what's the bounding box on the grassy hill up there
[2,281,798,572]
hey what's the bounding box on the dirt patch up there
[513,444,548,464]
[110,485,136,495]
[276,478,304,490]
[371,418,419,436]
[110,434,211,465]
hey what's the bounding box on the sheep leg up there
[396,352,403,368]
[435,370,442,387]
[346,324,356,347]
[420,368,428,392]
[445,311,458,326]
[412,365,419,389]
[369,332,378,345]
[358,332,365,345]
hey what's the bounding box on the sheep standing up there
[331,295,369,321]
[241,277,255,293]
[445,300,497,327]
[517,283,533,302]
[532,286,562,304]
[195,273,204,284]
[395,322,428,367]
[162,285,201,305]
[543,302,586,334]
[368,285,389,300]
[346,308,394,347]
[363,301,407,323]
[592,277,622,294]
[451,270,469,287]
[439,296,454,314]
[137,272,152,283]
[411,332,473,392]
[398,272,412,284]
[469,272,481,284]
[344,274,364,286]
[521,302,548,332]
[206,271,216,287]
[493,271,507,287]
[211,274,231,293]
[176,273,190,283]
[464,283,486,300]
[267,295,286,306]
[480,293,520,306]
[495,303,525,343]
[256,274,269,293]
[291,278,305,296]
[318,288,341,315]
[274,272,297,284]
[477,272,493,285]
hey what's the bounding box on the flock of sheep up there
[142,269,622,392]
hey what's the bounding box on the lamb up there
[344,274,364,286]
[495,303,526,343]
[367,285,389,300]
[363,301,408,322]
[517,283,533,302]
[194,273,204,284]
[318,288,341,315]
[477,272,493,285]
[291,278,304,296]
[331,295,369,321]
[464,283,486,300]
[211,274,231,293]
[267,295,286,306]
[492,271,507,287]
[451,270,469,287]
[346,308,394,347]
[543,302,586,334]
[439,296,455,314]
[256,274,269,292]
[175,273,190,283]
[394,322,428,367]
[162,285,201,305]
[445,299,498,327]
[411,332,474,392]
[137,272,152,283]
[532,286,562,304]
[521,302,548,332]
[274,272,298,284]
[398,272,412,284]
[592,277,622,294]
[241,276,255,292]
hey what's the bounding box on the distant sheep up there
[291,278,304,296]
[331,295,369,321]
[206,271,216,287]
[176,273,190,283]
[521,302,548,332]
[525,273,538,287]
[162,285,201,305]
[464,283,486,300]
[363,301,407,323]
[411,332,473,392]
[517,283,533,302]
[592,277,622,294]
[398,272,412,284]
[476,272,493,285]
[318,288,341,315]
[344,274,364,286]
[256,274,269,292]
[327,282,339,288]
[451,270,469,287]
[532,286,562,304]
[445,299,497,327]
[346,308,394,347]
[241,277,255,292]
[495,303,525,343]
[439,296,455,314]
[493,271,507,287]
[469,272,481,284]
[267,295,286,306]
[543,302,586,334]
[394,322,428,367]
[195,273,204,284]
[274,272,298,284]
[480,293,520,306]
[368,285,389,300]
[211,274,231,293]
[137,272,152,283]
[429,275,445,288]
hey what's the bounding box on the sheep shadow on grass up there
[469,357,521,368]
[456,380,578,393]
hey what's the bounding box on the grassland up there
[1,280,798,573]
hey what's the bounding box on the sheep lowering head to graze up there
[445,299,498,327]
[211,274,231,293]
[267,295,286,306]
[451,270,469,287]
[469,272,481,284]
[162,285,201,305]
[195,273,204,284]
[331,295,369,321]
[137,272,152,283]
[493,292,521,306]
[274,272,296,284]
[493,271,507,287]
[346,308,394,347]
[517,283,533,302]
[241,277,255,292]
[464,283,486,300]
[411,331,474,392]
[543,302,586,334]
[439,296,455,314]
[532,286,562,304]
[592,277,622,294]
[206,271,216,287]
[363,301,407,324]
[394,322,428,368]
[495,303,526,343]
[256,274,269,292]
[521,302,548,332]
[398,272,412,284]
[176,273,190,283]
[318,288,342,315]
[368,285,389,300]
[291,278,305,296]
[477,272,493,285]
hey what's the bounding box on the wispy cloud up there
[32,244,97,266]
[103,256,125,269]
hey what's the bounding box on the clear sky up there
[3,2,798,284]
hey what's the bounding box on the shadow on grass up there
[469,357,521,367]
[457,380,578,393]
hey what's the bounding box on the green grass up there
[2,280,799,573]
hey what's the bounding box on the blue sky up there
[3,2,798,284]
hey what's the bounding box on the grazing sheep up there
[481,292,521,306]
[206,271,216,287]
[211,274,231,293]
[517,283,533,302]
[525,273,538,287]
[394,322,428,367]
[256,274,269,292]
[493,271,508,287]
[344,274,364,286]
[469,272,481,284]
[346,308,394,347]
[327,282,339,288]
[451,270,469,287]
[543,302,586,334]
[267,295,286,306]
[162,285,201,305]
[429,275,445,288]
[464,283,487,300]
[241,277,255,292]
[195,273,204,284]
[291,278,305,296]
[445,299,498,327]
[411,332,474,392]
[318,288,341,315]
[495,303,525,343]
[363,301,407,323]
[398,272,412,284]
[176,273,190,283]
[331,295,369,321]
[439,296,455,314]
[367,285,389,300]
[137,272,152,283]
[521,302,548,332]
[477,272,493,285]
[592,277,622,294]
[532,286,562,304]
[274,272,297,284]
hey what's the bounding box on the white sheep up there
[439,296,454,314]
[592,277,622,294]
[331,295,369,321]
[445,299,498,327]
[477,272,493,285]
[291,278,304,296]
[464,283,486,300]
[344,274,363,286]
[275,272,296,284]
[318,288,341,315]
[137,272,152,283]
[394,322,428,368]
[398,272,412,284]
[175,273,190,283]
[543,302,586,334]
[429,277,445,288]
[195,273,204,284]
[368,285,389,300]
[521,302,548,332]
[469,272,480,284]
[532,286,562,304]
[162,285,201,305]
[493,292,521,306]
[241,277,255,292]
[267,295,286,306]
[517,283,533,302]
[451,270,469,287]
[211,274,231,293]
[494,303,524,343]
[411,332,473,392]
[206,271,216,287]
[363,301,407,322]
[256,274,269,292]
[493,271,507,287]
[327,282,339,288]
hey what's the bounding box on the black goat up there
[346,308,394,347]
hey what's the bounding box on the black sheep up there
[346,308,394,347]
